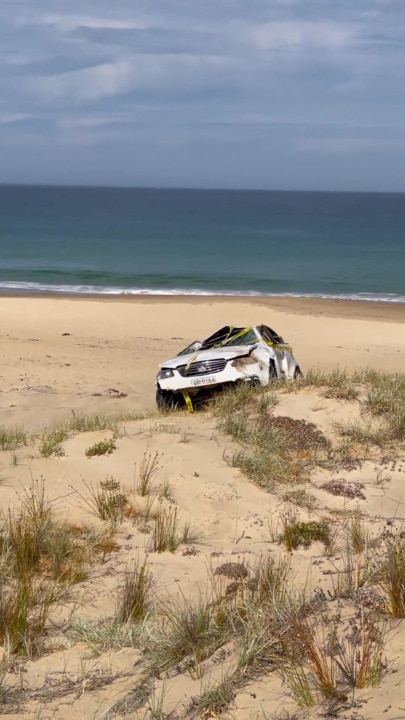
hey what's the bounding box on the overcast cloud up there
[1,0,405,190]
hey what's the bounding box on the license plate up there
[191,376,217,386]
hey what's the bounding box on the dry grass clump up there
[136,450,162,497]
[39,427,68,457]
[210,383,276,420]
[306,368,405,446]
[347,511,369,555]
[75,477,129,523]
[0,479,120,657]
[369,531,405,618]
[0,427,27,451]
[0,575,65,656]
[212,384,330,489]
[334,419,390,450]
[117,559,153,624]
[361,370,405,441]
[271,607,387,707]
[70,557,153,654]
[85,438,116,457]
[149,505,202,553]
[145,595,231,677]
[280,514,331,552]
[303,368,360,401]
[67,412,119,433]
[223,421,304,489]
[190,675,235,717]
[36,413,121,457]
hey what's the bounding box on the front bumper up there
[156,355,266,394]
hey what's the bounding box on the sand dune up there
[0,295,404,720]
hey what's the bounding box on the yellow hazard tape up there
[265,341,292,353]
[185,353,199,371]
[222,327,251,345]
[182,391,194,413]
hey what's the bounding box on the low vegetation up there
[280,516,331,551]
[0,427,27,452]
[76,477,129,522]
[0,371,403,717]
[0,479,121,657]
[85,438,116,457]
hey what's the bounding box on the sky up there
[1,0,405,191]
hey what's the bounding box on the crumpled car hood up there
[159,344,257,370]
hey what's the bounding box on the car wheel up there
[156,388,183,410]
[294,366,304,380]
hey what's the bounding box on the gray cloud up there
[0,0,405,189]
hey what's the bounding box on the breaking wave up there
[0,281,404,303]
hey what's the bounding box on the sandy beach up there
[0,295,403,429]
[0,295,404,720]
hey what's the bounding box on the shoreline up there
[1,292,404,322]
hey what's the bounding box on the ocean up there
[0,185,404,302]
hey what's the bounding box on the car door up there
[259,325,287,377]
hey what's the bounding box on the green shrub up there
[280,520,330,551]
[85,438,116,458]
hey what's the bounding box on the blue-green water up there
[0,185,404,301]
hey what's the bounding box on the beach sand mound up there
[0,375,404,720]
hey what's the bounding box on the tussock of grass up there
[85,438,116,457]
[148,506,201,553]
[280,516,331,551]
[347,511,369,555]
[0,575,65,656]
[69,616,140,654]
[136,450,162,496]
[306,368,405,446]
[214,386,329,489]
[36,413,121,458]
[0,479,121,657]
[0,427,27,451]
[192,675,235,716]
[334,420,389,449]
[146,596,230,676]
[251,555,291,606]
[117,559,152,624]
[371,532,405,617]
[303,368,360,401]
[67,412,119,433]
[75,477,128,522]
[210,383,273,420]
[39,428,68,457]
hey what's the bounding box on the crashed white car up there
[156,324,302,410]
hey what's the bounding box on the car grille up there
[177,359,227,377]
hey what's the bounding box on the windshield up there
[200,326,258,349]
[223,329,258,346]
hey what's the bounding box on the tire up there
[294,366,304,380]
[156,388,183,410]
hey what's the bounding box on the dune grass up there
[85,438,116,457]
[0,427,27,451]
[0,479,121,657]
[146,595,231,677]
[117,559,153,624]
[212,384,327,489]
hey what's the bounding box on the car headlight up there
[157,368,175,380]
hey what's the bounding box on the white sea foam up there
[0,281,404,303]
